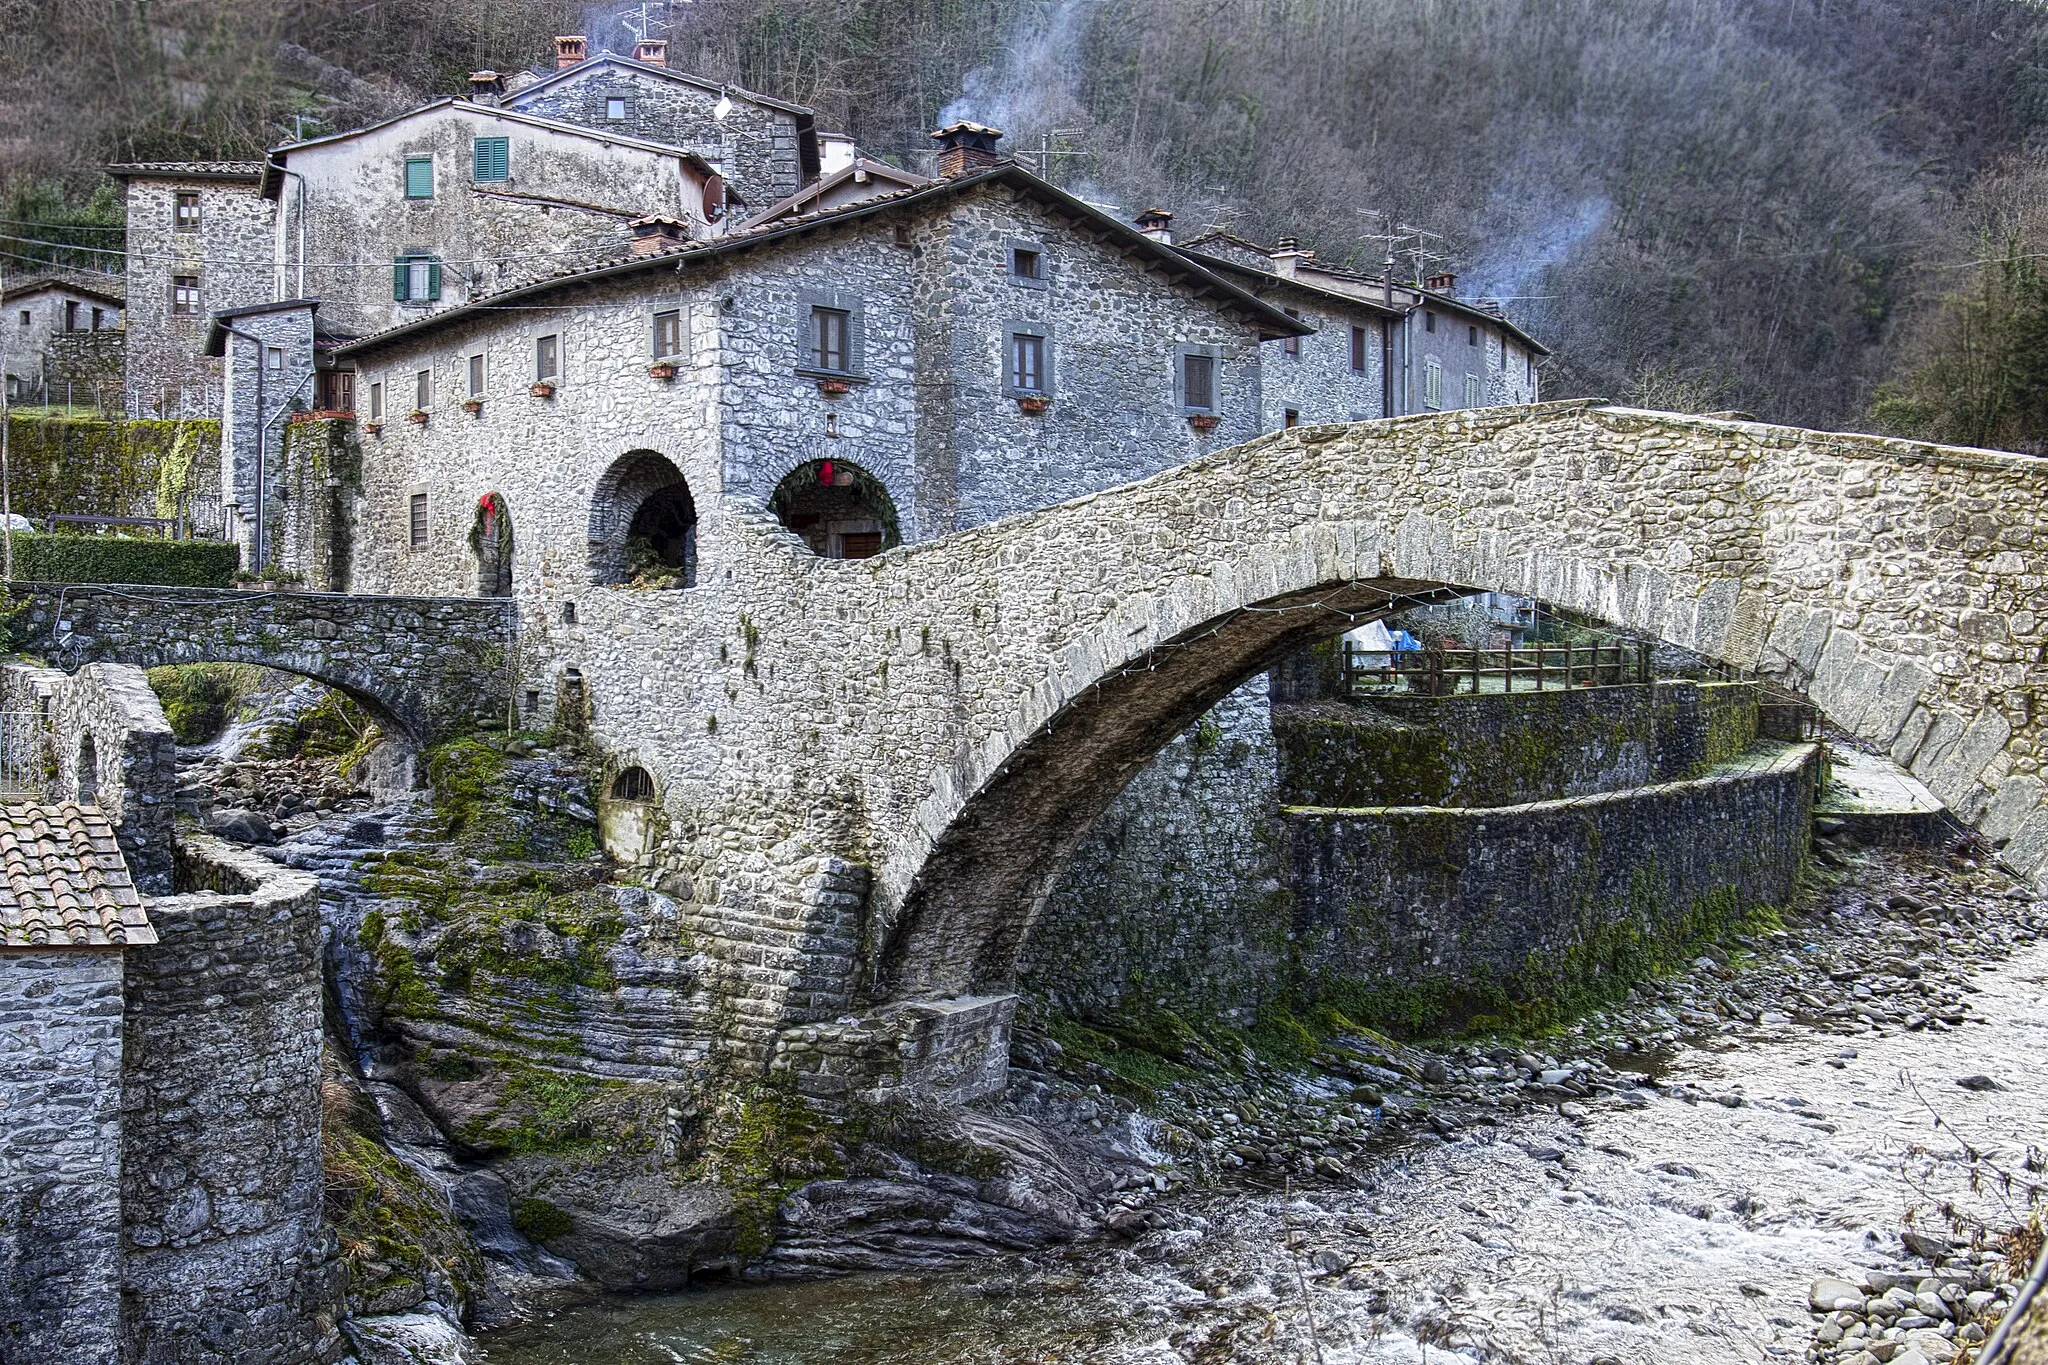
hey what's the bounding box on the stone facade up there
[112,166,272,419]
[3,278,124,400]
[507,56,811,207]
[8,584,512,745]
[0,662,179,892]
[121,834,342,1365]
[0,949,126,1365]
[271,101,718,342]
[212,302,319,572]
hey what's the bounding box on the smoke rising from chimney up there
[1465,193,1610,301]
[938,0,1098,139]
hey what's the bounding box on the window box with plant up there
[647,361,678,380]
[1016,394,1049,414]
[1189,413,1219,432]
[461,398,483,415]
[363,421,384,436]
[407,409,429,425]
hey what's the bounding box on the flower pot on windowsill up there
[816,377,852,396]
[1016,394,1049,415]
[529,381,556,399]
[1189,413,1219,432]
[407,409,429,425]
[461,398,484,415]
[362,421,384,436]
[647,362,678,380]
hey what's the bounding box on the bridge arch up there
[861,407,2048,1005]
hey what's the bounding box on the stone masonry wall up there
[218,304,318,574]
[0,949,125,1365]
[0,662,179,893]
[1281,742,1819,1029]
[122,176,272,419]
[9,584,512,746]
[120,834,343,1365]
[1275,680,1760,808]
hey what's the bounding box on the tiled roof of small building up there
[0,802,155,949]
[105,160,265,181]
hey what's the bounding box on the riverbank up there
[477,839,2047,1363]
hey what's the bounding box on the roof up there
[0,275,126,309]
[258,99,721,198]
[1179,245,1404,321]
[506,51,817,119]
[106,161,264,183]
[336,162,1313,360]
[204,298,322,356]
[1176,230,1551,356]
[0,802,155,949]
[741,157,932,228]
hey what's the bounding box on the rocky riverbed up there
[477,836,2048,1364]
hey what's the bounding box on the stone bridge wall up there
[533,402,2047,1077]
[9,584,514,745]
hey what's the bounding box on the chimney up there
[467,70,504,106]
[628,215,689,256]
[929,121,1003,178]
[1270,235,1308,278]
[1132,207,1174,244]
[554,35,587,69]
[1425,271,1456,295]
[635,39,668,67]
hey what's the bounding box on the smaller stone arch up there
[770,458,900,559]
[611,766,654,800]
[590,451,697,587]
[470,492,514,598]
[75,733,99,805]
[599,764,657,861]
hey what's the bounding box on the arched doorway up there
[471,492,514,597]
[590,451,696,587]
[599,764,657,861]
[770,458,900,560]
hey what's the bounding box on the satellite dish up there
[702,174,726,221]
[713,94,734,121]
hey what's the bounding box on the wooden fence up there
[1344,641,1654,697]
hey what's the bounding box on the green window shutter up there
[393,259,410,301]
[473,137,509,181]
[404,158,433,199]
[425,261,442,301]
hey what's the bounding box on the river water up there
[475,869,2048,1365]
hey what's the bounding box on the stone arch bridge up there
[558,399,2046,1097]
[7,584,514,745]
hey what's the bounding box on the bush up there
[147,664,245,744]
[10,532,239,587]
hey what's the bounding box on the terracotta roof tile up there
[0,802,155,949]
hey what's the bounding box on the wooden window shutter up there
[393,259,410,301]
[426,261,443,301]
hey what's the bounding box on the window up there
[472,136,510,181]
[414,368,432,413]
[535,333,559,382]
[404,158,434,199]
[265,346,284,372]
[1424,310,1437,333]
[1423,357,1442,409]
[316,370,355,413]
[1008,330,1046,393]
[1281,309,1301,357]
[90,308,103,330]
[16,311,26,327]
[811,306,850,372]
[1180,351,1217,412]
[611,766,654,800]
[174,192,200,229]
[1464,374,1482,408]
[409,493,429,548]
[605,96,628,121]
[64,301,78,332]
[369,381,384,420]
[1009,242,1046,286]
[171,276,200,316]
[1469,325,1479,346]
[392,255,442,303]
[652,308,682,360]
[1351,325,1368,373]
[468,352,485,398]
[1284,408,1300,428]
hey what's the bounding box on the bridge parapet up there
[7,582,515,745]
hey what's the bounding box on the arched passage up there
[770,458,900,559]
[590,450,696,587]
[471,492,514,598]
[75,733,99,805]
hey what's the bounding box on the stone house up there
[745,156,933,225]
[107,161,272,419]
[502,37,821,207]
[0,274,124,402]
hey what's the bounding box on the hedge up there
[2,414,219,521]
[9,532,239,587]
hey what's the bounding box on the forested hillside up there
[4,0,2047,442]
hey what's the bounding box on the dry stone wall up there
[120,176,272,419]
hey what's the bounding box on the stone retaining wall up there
[120,834,343,1365]
[1282,742,1819,1031]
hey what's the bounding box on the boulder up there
[344,1310,476,1365]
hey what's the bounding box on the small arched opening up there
[770,458,900,560]
[471,492,514,598]
[557,667,589,736]
[590,451,696,588]
[599,763,657,862]
[75,734,99,805]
